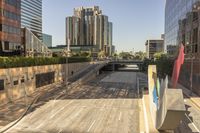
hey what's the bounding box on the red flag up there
[172,44,184,88]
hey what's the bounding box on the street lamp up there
[65,38,71,87]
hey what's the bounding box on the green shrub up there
[142,56,174,78]
[0,56,91,68]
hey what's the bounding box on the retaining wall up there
[0,62,90,105]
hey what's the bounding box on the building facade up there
[21,0,42,40]
[165,0,198,56]
[22,28,51,57]
[42,33,52,47]
[167,45,177,56]
[66,6,113,56]
[145,39,164,59]
[165,0,200,95]
[0,0,21,56]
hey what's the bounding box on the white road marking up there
[123,99,125,104]
[50,106,65,118]
[51,99,58,116]
[29,101,52,119]
[185,113,200,132]
[87,120,96,132]
[50,101,73,119]
[142,98,149,133]
[36,122,44,129]
[73,109,82,117]
[119,112,122,121]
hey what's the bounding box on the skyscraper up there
[165,0,200,96]
[66,6,113,56]
[0,0,21,55]
[42,33,52,47]
[108,22,113,55]
[21,0,42,40]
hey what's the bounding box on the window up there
[0,79,4,91]
[193,28,198,44]
[13,80,18,85]
[4,41,9,50]
[4,0,20,8]
[21,78,25,83]
[3,9,20,21]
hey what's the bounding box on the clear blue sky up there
[43,0,165,52]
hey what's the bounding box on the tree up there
[98,51,106,58]
[119,52,133,59]
[141,52,173,78]
[153,52,167,60]
[134,51,146,60]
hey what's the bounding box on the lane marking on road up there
[29,101,53,120]
[118,112,122,121]
[123,99,125,105]
[142,98,149,133]
[50,100,73,119]
[189,98,200,112]
[185,113,200,132]
[87,120,96,132]
[183,92,200,111]
[50,106,65,118]
[36,122,44,129]
[73,109,82,118]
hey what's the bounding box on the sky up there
[43,0,165,52]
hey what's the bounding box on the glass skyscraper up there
[165,0,198,55]
[21,0,42,40]
[42,33,52,48]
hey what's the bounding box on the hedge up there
[0,57,91,68]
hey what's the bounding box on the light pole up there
[66,38,71,86]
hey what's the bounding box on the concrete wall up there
[0,62,90,105]
[179,59,200,96]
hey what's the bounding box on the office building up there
[165,0,198,57]
[22,28,52,57]
[0,0,21,56]
[165,0,200,96]
[42,33,52,47]
[66,6,113,56]
[167,45,177,56]
[145,39,164,59]
[21,0,42,40]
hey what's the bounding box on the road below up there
[4,72,140,133]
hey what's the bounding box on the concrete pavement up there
[0,82,63,127]
[174,83,200,133]
[1,72,142,133]
[177,83,200,110]
[5,99,139,133]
